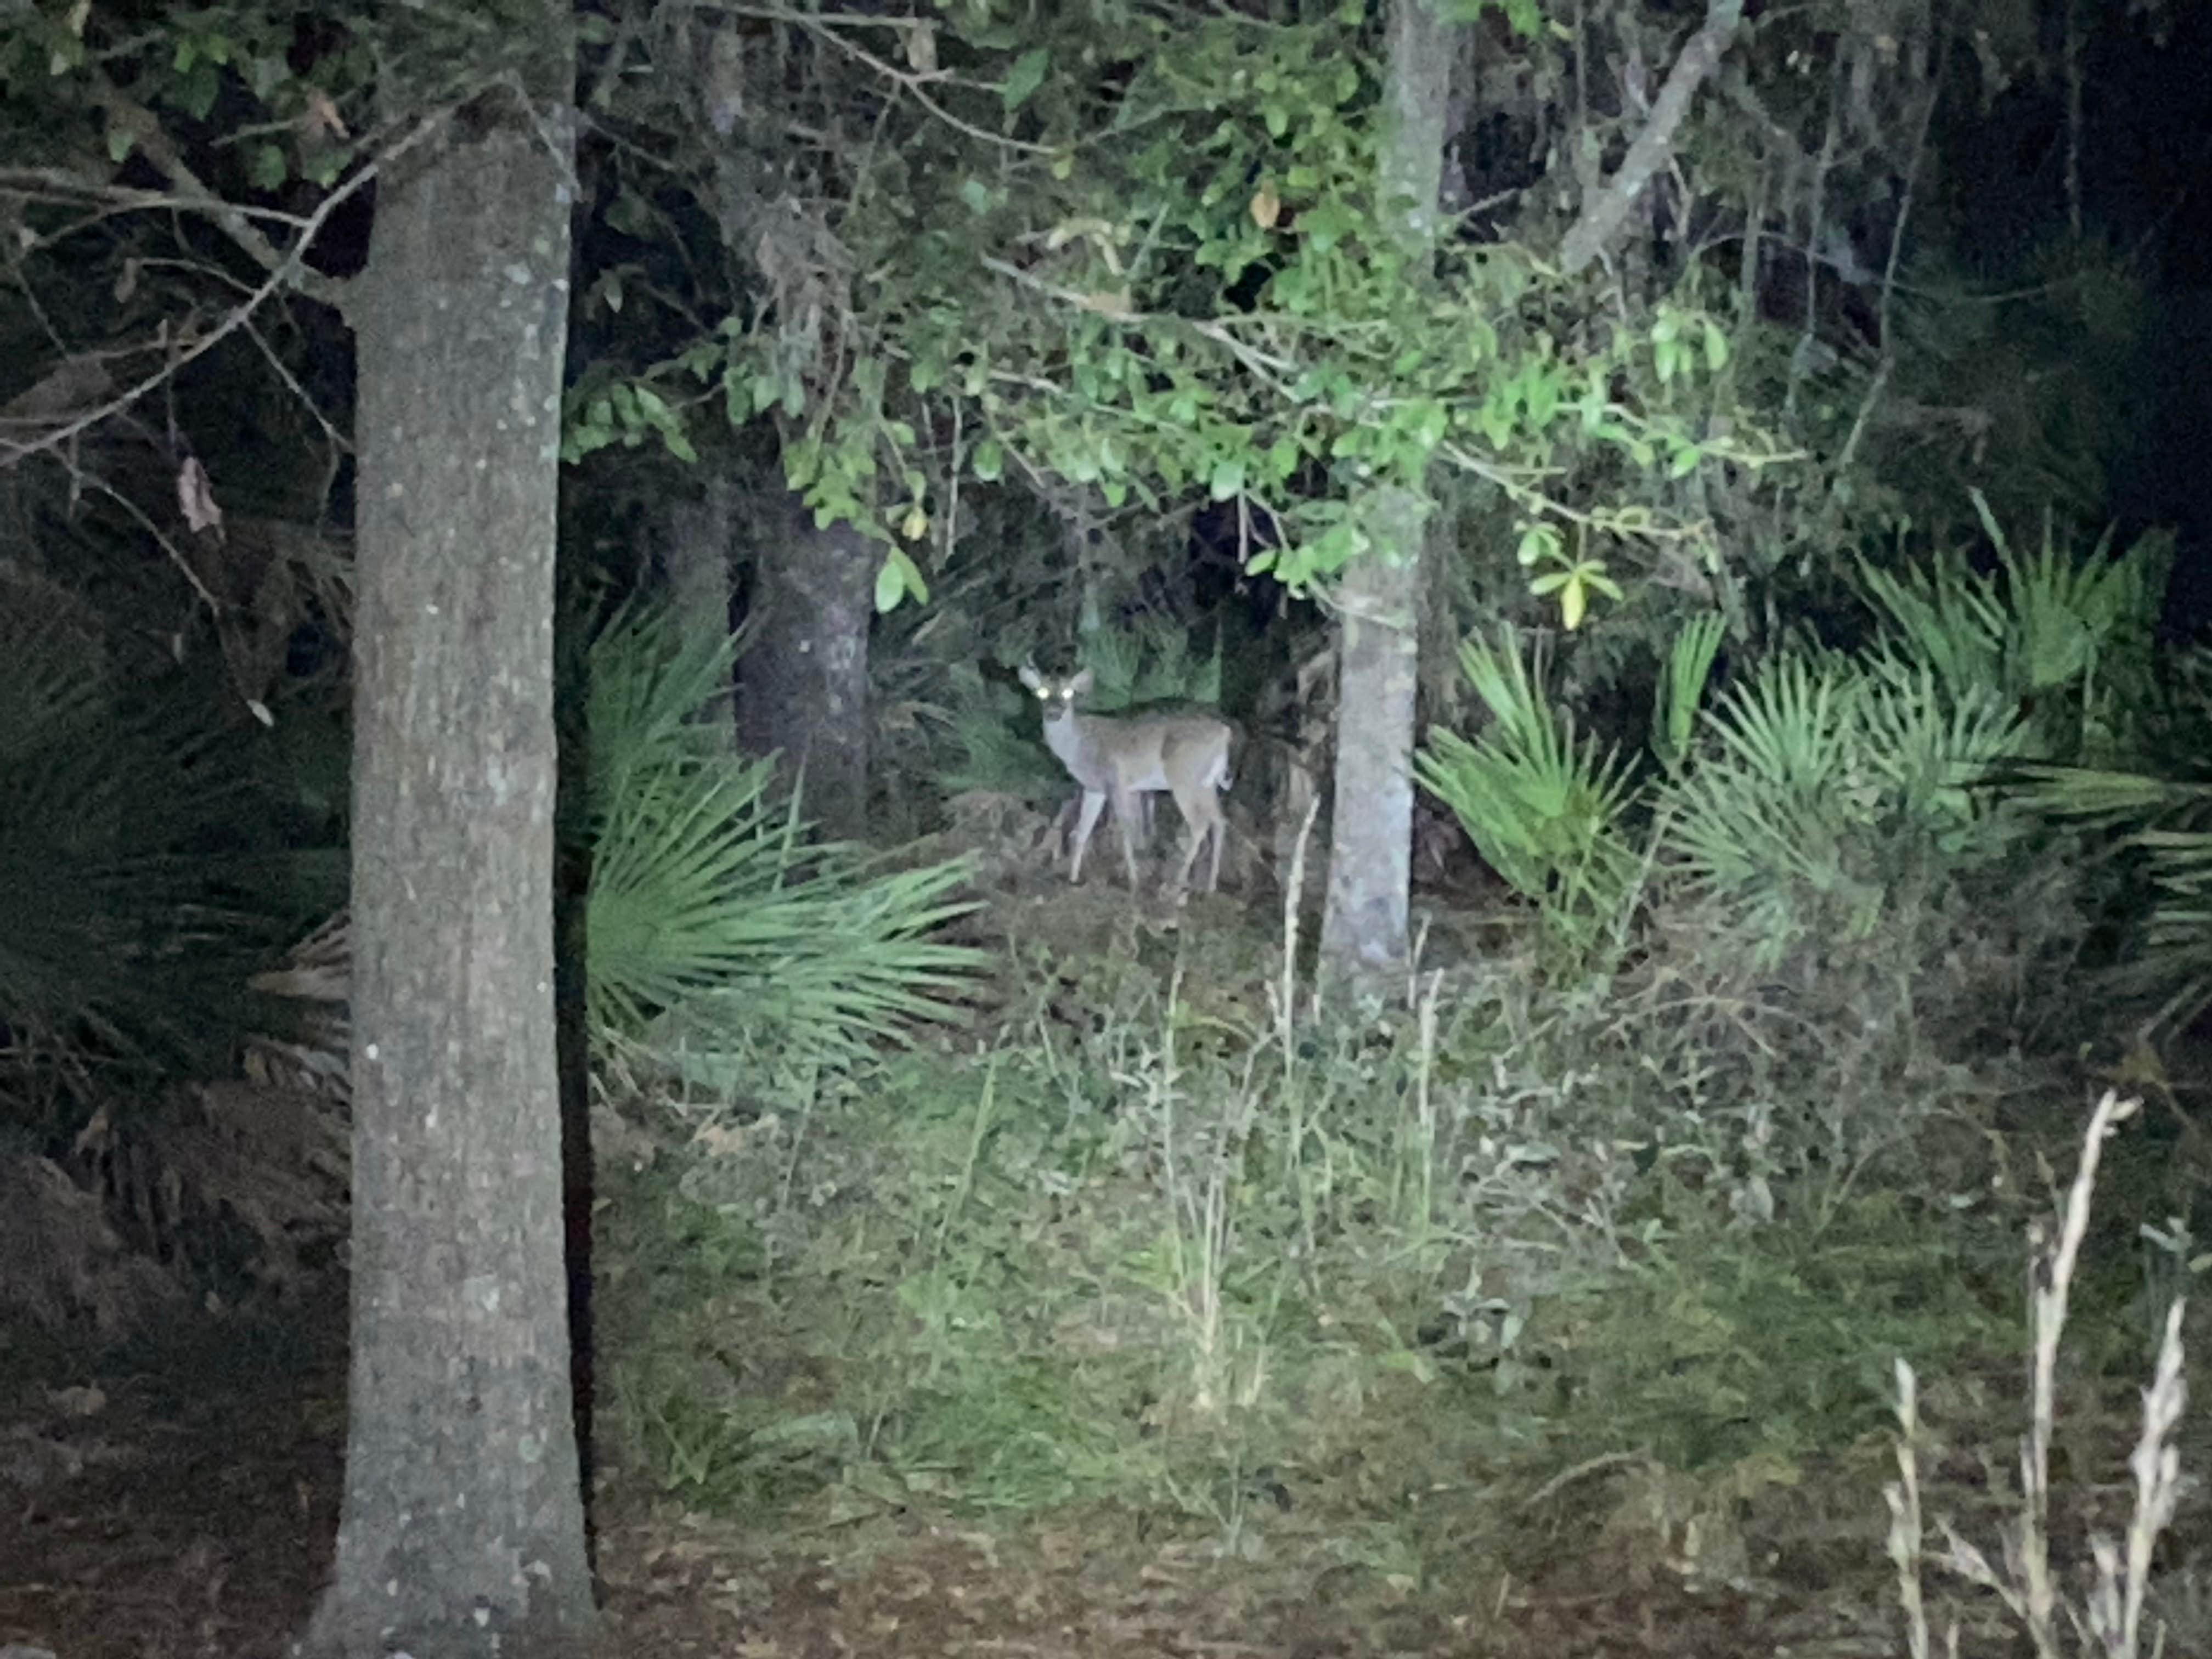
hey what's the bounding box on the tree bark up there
[1318,0,1454,988]
[688,27,876,843]
[304,29,594,1659]
[665,471,740,661]
[736,488,874,840]
[665,471,742,753]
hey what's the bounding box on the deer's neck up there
[1042,710,1104,777]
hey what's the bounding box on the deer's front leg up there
[1069,790,1108,883]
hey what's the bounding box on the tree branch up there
[0,112,444,472]
[86,74,351,309]
[1558,0,1743,278]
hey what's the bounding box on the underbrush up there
[592,895,2176,1626]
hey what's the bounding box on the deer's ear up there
[1070,669,1094,695]
[1018,663,1043,690]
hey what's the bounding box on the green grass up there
[598,932,2046,1530]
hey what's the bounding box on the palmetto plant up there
[1857,492,2169,766]
[1075,619,1224,712]
[1415,624,1641,958]
[2016,651,2212,1028]
[1657,649,2029,966]
[0,613,316,1121]
[247,602,985,1096]
[580,601,982,1084]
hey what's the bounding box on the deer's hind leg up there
[1168,781,1225,899]
[1111,787,1148,890]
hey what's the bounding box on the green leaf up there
[606,187,657,239]
[176,60,221,121]
[106,122,135,163]
[248,143,289,191]
[1702,318,1731,373]
[1002,48,1050,112]
[1515,523,1559,568]
[1208,455,1246,500]
[972,439,1005,481]
[876,545,930,613]
[959,178,994,215]
[1523,368,1560,430]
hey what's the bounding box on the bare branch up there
[1559,0,1744,278]
[704,3,1057,157]
[85,74,351,308]
[0,112,445,474]
[0,168,319,233]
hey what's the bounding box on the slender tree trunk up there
[665,472,740,659]
[688,31,876,843]
[736,488,874,840]
[305,28,594,1658]
[1318,0,1454,988]
[665,472,742,752]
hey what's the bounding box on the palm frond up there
[1415,626,1639,943]
[582,601,982,1074]
[1652,611,1727,776]
[1857,551,2006,704]
[1859,652,2032,857]
[0,618,307,1102]
[1858,496,2169,767]
[1660,654,1877,956]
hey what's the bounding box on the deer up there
[1018,664,1234,898]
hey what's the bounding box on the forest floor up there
[5,862,2169,1659]
[0,1297,1859,1659]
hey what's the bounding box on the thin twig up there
[0,111,443,472]
[84,71,349,306]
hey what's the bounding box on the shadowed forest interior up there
[5,1,2212,1655]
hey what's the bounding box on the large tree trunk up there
[1318,0,1455,988]
[736,488,874,840]
[305,33,594,1659]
